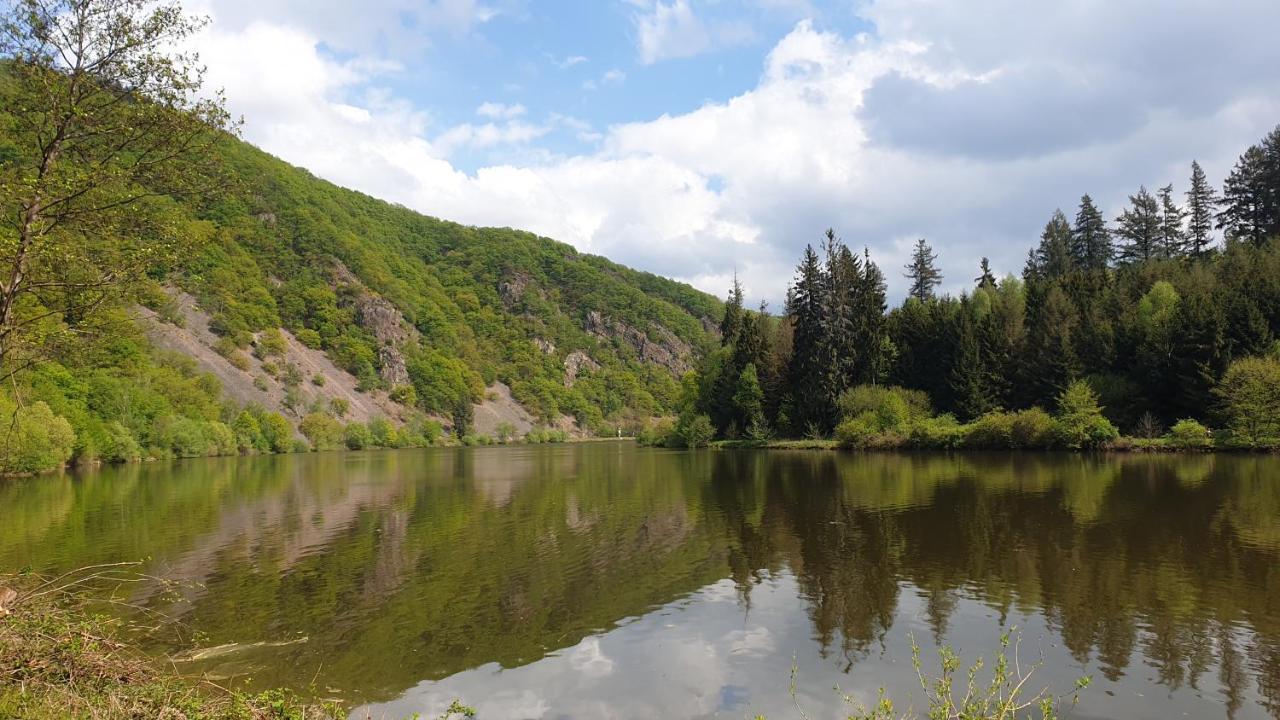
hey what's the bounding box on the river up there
[1,443,1277,719]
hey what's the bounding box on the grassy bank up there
[0,573,473,720]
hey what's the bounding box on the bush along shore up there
[0,570,475,720]
[640,380,1279,452]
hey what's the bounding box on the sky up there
[188,0,1280,305]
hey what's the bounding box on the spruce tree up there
[975,258,996,290]
[1034,210,1075,279]
[1072,195,1111,271]
[1219,139,1277,246]
[786,245,831,432]
[719,274,745,343]
[950,304,996,421]
[1157,184,1186,258]
[905,238,942,301]
[1115,186,1162,263]
[857,249,891,385]
[1023,285,1080,406]
[1185,161,1219,257]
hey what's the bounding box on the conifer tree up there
[1023,285,1080,406]
[1115,186,1162,263]
[1157,184,1186,258]
[975,258,996,290]
[719,275,745,343]
[950,304,996,421]
[1034,210,1075,280]
[857,249,891,385]
[905,238,942,301]
[1185,161,1219,257]
[786,245,831,432]
[1072,195,1111,271]
[1218,134,1279,246]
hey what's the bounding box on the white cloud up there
[476,101,527,119]
[633,0,755,64]
[602,68,626,85]
[198,1,1280,305]
[555,54,589,69]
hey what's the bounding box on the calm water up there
[2,444,1278,719]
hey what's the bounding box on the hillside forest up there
[2,0,1280,475]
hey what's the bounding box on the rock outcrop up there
[584,310,693,375]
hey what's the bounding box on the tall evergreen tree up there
[904,238,942,301]
[1072,195,1111,271]
[786,245,831,432]
[1157,184,1186,258]
[1033,210,1075,280]
[1023,285,1080,406]
[1115,186,1162,264]
[950,303,997,421]
[1185,161,1219,257]
[719,274,745,343]
[1218,136,1279,246]
[975,257,996,290]
[857,249,891,385]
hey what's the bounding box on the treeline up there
[649,124,1280,449]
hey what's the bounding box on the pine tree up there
[1072,195,1111,271]
[857,249,891,385]
[1218,140,1277,247]
[1023,285,1080,406]
[719,274,745,343]
[950,304,996,421]
[975,257,996,290]
[823,231,861,399]
[786,245,831,432]
[1034,210,1075,280]
[1115,186,1162,264]
[1157,184,1186,258]
[905,238,942,301]
[1185,161,1219,257]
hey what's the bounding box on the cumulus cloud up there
[198,0,1280,304]
[633,0,754,64]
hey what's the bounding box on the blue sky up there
[191,0,1280,305]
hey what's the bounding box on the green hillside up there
[2,116,720,470]
[183,138,719,422]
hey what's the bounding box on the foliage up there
[0,399,74,474]
[678,414,715,448]
[1215,355,1280,444]
[298,413,343,451]
[1167,419,1212,449]
[1053,381,1119,449]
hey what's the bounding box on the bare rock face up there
[584,310,692,376]
[533,338,556,355]
[379,345,410,386]
[355,294,415,346]
[563,350,600,387]
[331,261,419,385]
[498,272,532,309]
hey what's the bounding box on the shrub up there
[678,414,715,448]
[495,421,516,443]
[1055,381,1119,449]
[1009,408,1056,449]
[344,422,372,450]
[294,328,323,349]
[311,374,326,387]
[965,411,1015,449]
[402,416,443,446]
[290,438,311,453]
[299,412,343,451]
[232,411,265,453]
[1167,419,1212,449]
[838,385,930,433]
[257,412,293,453]
[835,413,879,448]
[910,414,966,449]
[368,417,400,448]
[329,397,350,419]
[637,418,677,447]
[100,422,142,463]
[0,400,76,474]
[389,384,417,406]
[1215,355,1280,444]
[255,328,287,357]
[227,352,251,371]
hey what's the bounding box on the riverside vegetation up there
[2,1,1280,475]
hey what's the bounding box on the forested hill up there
[181,136,721,426]
[2,115,722,469]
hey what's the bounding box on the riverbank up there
[711,437,1279,452]
[0,574,476,720]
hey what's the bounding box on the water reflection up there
[1,446,1277,718]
